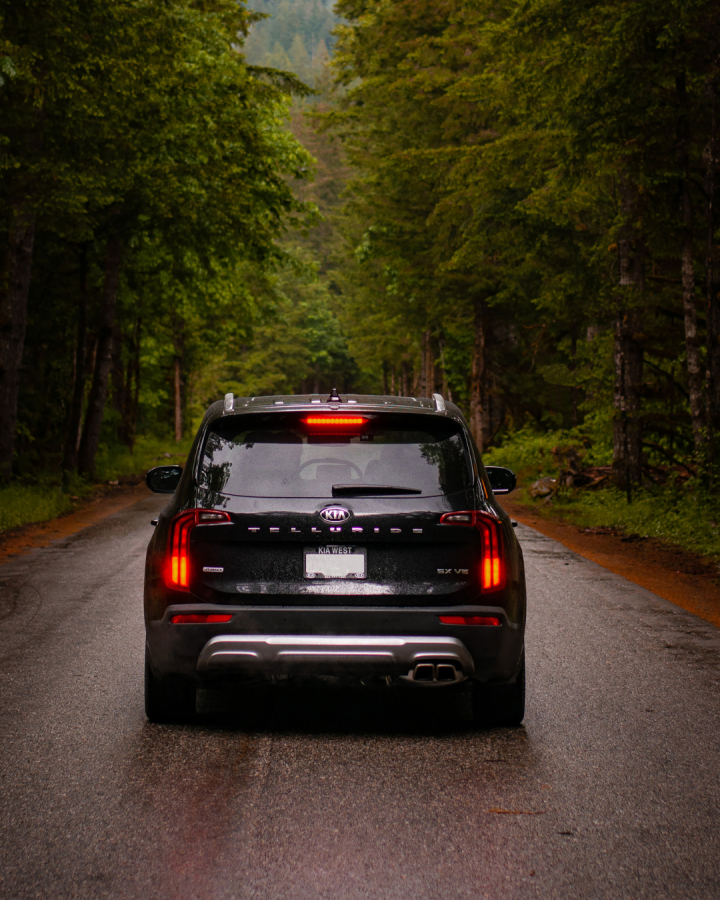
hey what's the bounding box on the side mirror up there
[146,465,183,494]
[485,465,516,495]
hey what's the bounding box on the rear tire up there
[144,648,196,724]
[471,653,525,727]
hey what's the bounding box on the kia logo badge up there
[320,506,350,523]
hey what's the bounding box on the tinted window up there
[199,413,473,498]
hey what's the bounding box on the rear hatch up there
[188,410,482,606]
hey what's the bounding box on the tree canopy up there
[318,0,720,486]
[3,0,720,498]
[0,0,316,479]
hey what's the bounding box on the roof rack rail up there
[223,392,234,413]
[432,393,446,412]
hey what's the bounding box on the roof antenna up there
[327,387,341,402]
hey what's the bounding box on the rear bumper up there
[197,634,474,683]
[146,604,524,685]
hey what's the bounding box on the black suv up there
[144,392,526,725]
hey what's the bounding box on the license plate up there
[304,545,366,579]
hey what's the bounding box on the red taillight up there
[439,510,506,591]
[165,509,232,590]
[476,515,505,590]
[439,615,502,626]
[170,614,233,624]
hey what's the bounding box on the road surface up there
[0,493,718,899]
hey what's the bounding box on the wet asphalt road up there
[0,494,719,900]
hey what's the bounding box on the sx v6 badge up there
[438,568,469,575]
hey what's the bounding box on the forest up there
[2,0,720,550]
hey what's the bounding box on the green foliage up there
[321,0,720,468]
[3,0,322,479]
[94,434,194,483]
[487,424,720,561]
[0,433,194,533]
[558,486,720,561]
[226,266,357,399]
[8,0,720,562]
[538,483,720,563]
[0,485,73,533]
[484,415,614,483]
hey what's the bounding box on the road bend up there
[0,494,718,900]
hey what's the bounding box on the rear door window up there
[199,412,473,498]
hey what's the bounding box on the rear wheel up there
[471,653,525,727]
[144,648,196,724]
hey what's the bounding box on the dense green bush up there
[486,426,720,563]
[483,414,613,482]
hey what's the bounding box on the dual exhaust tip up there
[409,660,465,684]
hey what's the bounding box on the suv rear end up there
[143,393,526,725]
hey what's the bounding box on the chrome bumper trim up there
[196,634,475,676]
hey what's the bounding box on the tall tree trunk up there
[173,357,182,443]
[439,339,448,399]
[111,321,127,439]
[123,355,133,443]
[382,361,389,395]
[173,319,183,442]
[570,326,579,427]
[62,245,90,472]
[705,77,720,469]
[613,315,644,490]
[411,363,421,396]
[78,234,123,477]
[426,331,435,396]
[401,360,409,396]
[682,222,703,450]
[420,330,432,397]
[0,204,36,482]
[120,315,140,448]
[612,192,644,491]
[483,390,492,450]
[677,73,704,454]
[469,297,485,451]
[127,318,141,451]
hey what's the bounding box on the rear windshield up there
[198,412,474,499]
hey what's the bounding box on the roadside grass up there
[485,424,720,564]
[0,434,193,536]
[0,484,74,533]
